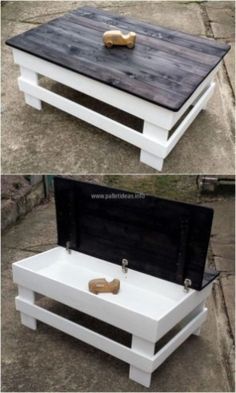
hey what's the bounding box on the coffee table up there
[12,177,218,388]
[6,7,230,171]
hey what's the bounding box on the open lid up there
[54,177,219,291]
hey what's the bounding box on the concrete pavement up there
[1,1,235,174]
[1,176,234,392]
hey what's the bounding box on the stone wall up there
[1,176,46,232]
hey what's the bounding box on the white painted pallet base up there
[12,48,218,171]
[15,292,207,387]
[12,247,213,387]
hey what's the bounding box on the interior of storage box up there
[15,246,194,319]
[54,177,219,290]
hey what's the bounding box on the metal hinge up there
[66,241,71,254]
[122,258,128,273]
[184,278,192,292]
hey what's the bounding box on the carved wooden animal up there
[103,30,136,48]
[89,278,120,294]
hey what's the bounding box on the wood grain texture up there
[6,7,230,110]
[54,177,218,291]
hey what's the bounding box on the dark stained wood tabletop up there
[6,7,230,111]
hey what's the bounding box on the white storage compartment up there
[12,177,218,387]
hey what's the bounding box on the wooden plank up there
[12,48,176,130]
[6,6,230,111]
[152,308,208,371]
[54,178,216,290]
[165,82,216,156]
[25,29,193,98]
[78,7,229,54]
[36,22,203,93]
[15,297,153,372]
[13,263,159,341]
[18,78,167,157]
[12,32,186,110]
[130,336,155,387]
[63,14,220,68]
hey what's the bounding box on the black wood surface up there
[54,177,218,291]
[6,7,230,111]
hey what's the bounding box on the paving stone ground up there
[1,176,235,392]
[1,1,235,174]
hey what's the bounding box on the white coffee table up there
[11,178,219,387]
[6,7,230,171]
[13,246,212,388]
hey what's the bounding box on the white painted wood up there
[156,285,211,342]
[131,336,156,354]
[12,247,215,387]
[19,66,42,110]
[192,85,209,107]
[12,247,212,343]
[18,76,215,170]
[165,82,216,157]
[12,49,175,129]
[12,248,159,341]
[18,286,37,330]
[18,78,167,159]
[11,49,219,171]
[193,327,202,336]
[140,151,164,171]
[15,297,153,372]
[140,122,169,170]
[130,366,152,387]
[20,313,37,330]
[18,285,35,302]
[191,301,205,336]
[13,49,218,130]
[129,336,155,387]
[152,308,208,371]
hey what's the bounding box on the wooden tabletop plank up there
[64,15,218,71]
[79,7,229,54]
[49,18,210,79]
[36,23,201,94]
[6,6,230,111]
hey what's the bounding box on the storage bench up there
[6,7,230,171]
[12,177,219,387]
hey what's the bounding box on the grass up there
[103,175,200,204]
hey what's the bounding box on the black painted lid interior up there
[54,177,218,291]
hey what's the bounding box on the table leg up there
[192,302,206,336]
[19,66,42,110]
[192,83,214,110]
[140,122,168,171]
[18,286,37,330]
[129,336,155,387]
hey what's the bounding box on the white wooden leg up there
[165,82,215,158]
[192,302,205,336]
[192,82,214,109]
[130,367,152,387]
[19,66,42,110]
[140,122,169,171]
[18,286,37,330]
[129,336,155,387]
[193,327,201,336]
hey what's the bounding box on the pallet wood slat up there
[15,296,207,375]
[18,78,167,158]
[15,297,153,372]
